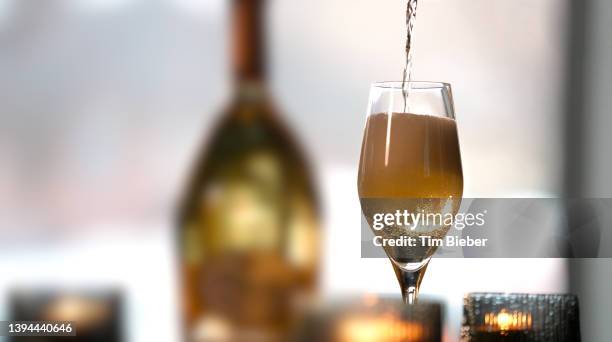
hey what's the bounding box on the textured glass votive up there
[461,293,580,342]
[294,296,442,342]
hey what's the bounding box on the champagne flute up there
[358,81,463,304]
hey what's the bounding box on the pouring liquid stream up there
[402,0,419,113]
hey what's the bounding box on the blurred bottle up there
[177,0,320,341]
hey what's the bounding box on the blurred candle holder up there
[9,288,124,342]
[293,295,442,342]
[461,293,581,342]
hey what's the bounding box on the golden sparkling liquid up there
[358,112,463,266]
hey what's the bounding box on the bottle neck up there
[232,0,267,86]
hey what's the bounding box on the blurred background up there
[0,0,610,341]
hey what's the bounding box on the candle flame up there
[482,309,532,334]
[336,315,424,342]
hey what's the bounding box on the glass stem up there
[392,261,429,304]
